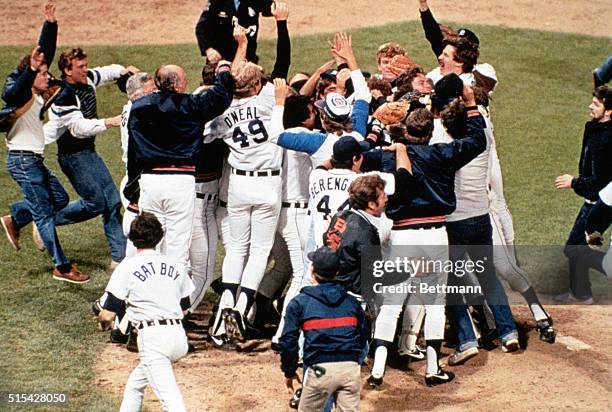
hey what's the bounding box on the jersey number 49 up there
[232,119,269,148]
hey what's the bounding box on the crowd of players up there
[2,1,612,411]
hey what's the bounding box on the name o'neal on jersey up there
[309,176,353,198]
[223,106,259,129]
[132,262,181,282]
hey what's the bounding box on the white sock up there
[426,345,439,375]
[235,292,248,315]
[371,346,388,378]
[530,303,548,322]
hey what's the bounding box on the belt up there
[231,168,280,177]
[195,171,221,183]
[392,216,446,230]
[282,201,309,209]
[8,150,43,157]
[145,165,196,175]
[196,192,218,201]
[135,318,182,330]
[219,200,227,207]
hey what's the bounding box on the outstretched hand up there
[330,32,357,69]
[284,373,302,394]
[44,1,56,22]
[272,2,289,21]
[273,78,288,105]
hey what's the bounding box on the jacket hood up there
[302,282,347,307]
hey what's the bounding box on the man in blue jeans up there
[1,2,89,283]
[43,47,137,268]
[554,86,612,303]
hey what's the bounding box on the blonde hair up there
[233,62,264,98]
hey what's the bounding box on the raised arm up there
[418,0,445,57]
[39,1,58,65]
[270,2,291,80]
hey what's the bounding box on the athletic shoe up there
[447,346,479,366]
[224,308,248,343]
[1,215,20,251]
[91,299,102,316]
[537,319,556,344]
[553,292,594,305]
[399,347,426,361]
[32,224,45,251]
[425,369,455,387]
[367,374,384,388]
[288,387,302,409]
[210,333,237,351]
[501,338,519,353]
[52,265,90,284]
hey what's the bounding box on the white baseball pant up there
[119,324,188,412]
[188,181,219,312]
[139,174,195,267]
[119,176,137,259]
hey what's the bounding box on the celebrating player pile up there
[4,1,612,411]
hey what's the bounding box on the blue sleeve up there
[1,68,36,107]
[191,71,234,122]
[351,99,369,137]
[278,131,327,155]
[437,114,487,170]
[279,298,303,378]
[38,21,58,66]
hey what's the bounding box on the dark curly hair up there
[129,212,164,249]
[442,37,479,73]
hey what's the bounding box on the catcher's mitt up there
[387,54,416,77]
[373,100,411,125]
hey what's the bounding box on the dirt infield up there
[1,0,610,47]
[95,305,612,411]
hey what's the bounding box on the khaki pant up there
[298,361,360,412]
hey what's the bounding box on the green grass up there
[0,20,611,410]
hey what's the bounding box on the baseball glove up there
[387,54,416,77]
[373,100,411,125]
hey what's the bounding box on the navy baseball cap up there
[315,92,351,122]
[457,28,480,46]
[332,135,370,162]
[431,73,463,111]
[308,246,340,279]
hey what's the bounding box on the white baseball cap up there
[315,92,351,122]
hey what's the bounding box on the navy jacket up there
[572,120,612,202]
[362,113,487,221]
[279,282,368,378]
[324,210,381,297]
[0,20,57,126]
[195,0,273,63]
[124,71,234,202]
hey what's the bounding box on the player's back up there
[308,168,359,246]
[207,83,282,171]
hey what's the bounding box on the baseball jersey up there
[205,82,283,171]
[281,127,312,202]
[105,250,195,323]
[309,168,359,246]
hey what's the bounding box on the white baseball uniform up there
[105,250,194,412]
[120,100,138,259]
[205,82,284,314]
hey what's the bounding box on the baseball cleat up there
[501,338,519,353]
[367,374,384,388]
[52,265,90,284]
[210,333,237,351]
[32,224,45,251]
[447,346,479,366]
[1,215,20,251]
[399,348,426,361]
[223,309,248,343]
[537,319,556,344]
[425,369,455,387]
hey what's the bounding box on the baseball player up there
[98,212,194,412]
[205,3,291,343]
